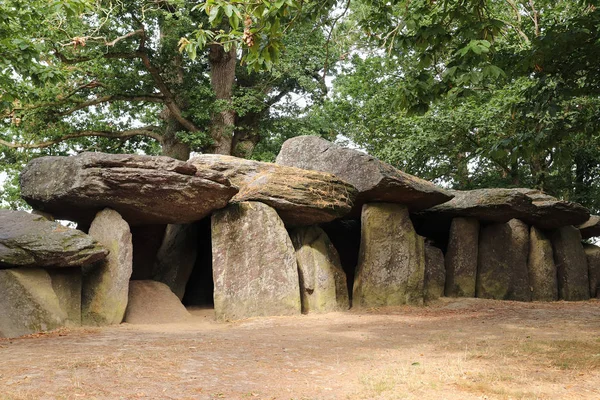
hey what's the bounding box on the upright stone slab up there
[289,226,349,313]
[212,202,301,321]
[583,244,600,299]
[0,269,67,338]
[477,219,531,301]
[82,209,133,325]
[153,224,198,300]
[49,268,82,326]
[424,243,445,302]
[445,218,479,297]
[353,203,425,307]
[551,226,590,301]
[528,227,558,301]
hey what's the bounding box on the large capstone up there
[550,226,590,301]
[124,280,191,324]
[577,215,600,239]
[289,226,349,313]
[189,154,357,226]
[424,243,445,302]
[20,152,238,226]
[353,203,425,307]
[211,202,301,321]
[528,227,558,301]
[275,136,453,213]
[420,188,589,230]
[0,210,107,268]
[584,244,600,298]
[477,219,531,301]
[444,218,479,297]
[0,269,68,338]
[82,209,133,325]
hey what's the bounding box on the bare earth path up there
[1,298,599,400]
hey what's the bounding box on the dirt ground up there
[1,298,599,400]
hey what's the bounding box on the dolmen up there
[2,136,598,338]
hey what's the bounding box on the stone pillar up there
[211,202,301,321]
[477,219,531,301]
[583,244,600,299]
[551,226,590,301]
[424,243,445,302]
[528,227,558,301]
[445,218,479,297]
[353,203,425,307]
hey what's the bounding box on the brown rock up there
[583,244,600,299]
[550,226,590,301]
[577,215,600,239]
[424,243,445,302]
[124,280,191,324]
[528,227,558,301]
[445,218,479,297]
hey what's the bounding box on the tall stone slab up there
[289,226,349,313]
[82,209,133,325]
[528,227,558,301]
[353,203,425,307]
[49,268,82,326]
[477,219,531,301]
[0,269,67,338]
[551,226,590,301]
[153,223,198,300]
[445,218,479,297]
[424,243,445,302]
[211,202,301,321]
[583,244,600,298]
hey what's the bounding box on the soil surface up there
[1,298,599,400]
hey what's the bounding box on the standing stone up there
[528,227,558,301]
[153,224,198,300]
[212,202,301,321]
[583,244,600,298]
[353,203,425,307]
[49,268,82,326]
[289,226,349,313]
[0,269,67,338]
[477,219,531,301]
[445,218,479,297]
[551,226,590,301]
[82,209,133,325]
[424,243,445,302]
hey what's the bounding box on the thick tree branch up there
[0,127,163,149]
[58,94,164,116]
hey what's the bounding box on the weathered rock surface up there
[444,218,479,297]
[550,226,590,301]
[353,203,425,307]
[0,210,108,268]
[424,243,445,302]
[153,224,198,300]
[212,202,301,321]
[49,268,82,326]
[577,215,600,239]
[275,136,453,212]
[290,226,350,313]
[528,227,558,301]
[421,188,589,230]
[82,209,133,325]
[20,152,238,226]
[583,244,600,299]
[477,219,531,301]
[124,280,191,324]
[0,269,67,338]
[190,154,357,226]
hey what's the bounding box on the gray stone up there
[0,269,67,338]
[445,218,479,297]
[190,154,358,226]
[421,188,589,230]
[289,226,350,313]
[82,209,133,325]
[49,268,82,326]
[212,202,301,321]
[577,215,600,239]
[124,280,191,324]
[20,152,238,226]
[353,203,425,307]
[153,224,198,300]
[424,243,445,302]
[528,227,558,301]
[583,244,600,299]
[477,219,531,301]
[0,210,108,269]
[551,226,590,301]
[275,136,453,213]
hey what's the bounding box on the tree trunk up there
[208,44,237,155]
[160,112,191,160]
